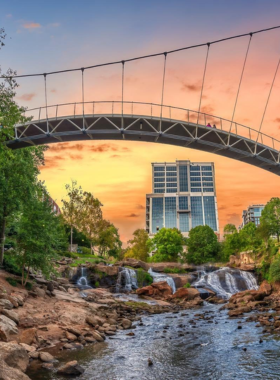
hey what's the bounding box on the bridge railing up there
[20,101,280,152]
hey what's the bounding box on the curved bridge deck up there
[7,101,280,175]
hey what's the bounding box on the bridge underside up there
[8,114,280,175]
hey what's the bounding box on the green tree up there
[125,229,149,262]
[223,223,237,235]
[221,231,243,262]
[239,222,262,250]
[14,184,68,285]
[79,191,103,254]
[260,198,280,242]
[61,180,84,252]
[147,228,184,262]
[95,219,122,258]
[186,225,219,264]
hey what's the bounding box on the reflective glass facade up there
[147,161,219,235]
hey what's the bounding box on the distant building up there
[146,160,219,237]
[240,204,265,228]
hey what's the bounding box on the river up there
[27,302,280,380]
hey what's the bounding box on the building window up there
[191,188,202,192]
[166,188,177,193]
[166,172,177,177]
[179,196,188,210]
[179,213,189,232]
[165,197,177,228]
[203,196,217,231]
[201,166,212,171]
[154,189,165,193]
[190,166,200,171]
[203,188,214,192]
[203,182,214,187]
[202,176,213,181]
[152,198,164,233]
[191,177,201,182]
[154,183,165,188]
[166,166,177,171]
[166,177,177,183]
[190,171,201,177]
[191,196,204,227]
[179,165,188,192]
[154,177,165,183]
[154,166,165,172]
[154,172,165,177]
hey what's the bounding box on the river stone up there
[29,351,40,359]
[19,343,36,353]
[39,352,54,362]
[0,358,30,380]
[1,309,19,324]
[91,331,104,342]
[86,315,105,327]
[35,287,46,298]
[41,363,54,370]
[11,294,24,306]
[66,331,77,341]
[57,360,85,376]
[122,319,132,329]
[67,326,83,336]
[0,315,18,341]
[0,342,29,372]
[0,299,14,310]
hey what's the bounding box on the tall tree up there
[61,180,84,252]
[14,183,67,285]
[79,191,103,254]
[147,228,184,262]
[260,198,280,243]
[223,224,237,235]
[95,219,122,257]
[125,229,149,262]
[186,225,219,264]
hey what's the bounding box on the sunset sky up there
[1,1,280,243]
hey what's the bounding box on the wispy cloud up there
[181,80,201,92]
[125,213,139,218]
[18,93,36,101]
[23,22,41,30]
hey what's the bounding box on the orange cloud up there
[18,93,36,101]
[23,22,41,30]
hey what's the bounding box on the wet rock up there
[136,281,172,299]
[86,315,105,327]
[0,315,18,341]
[91,331,104,342]
[29,351,40,359]
[42,363,54,370]
[19,343,36,353]
[67,327,83,336]
[122,318,132,329]
[57,360,85,376]
[39,352,54,362]
[148,358,153,366]
[0,358,30,380]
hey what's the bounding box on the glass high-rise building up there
[146,160,219,236]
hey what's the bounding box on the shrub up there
[57,251,78,259]
[147,253,171,263]
[78,246,92,255]
[3,254,21,276]
[95,281,100,287]
[163,267,186,274]
[269,256,280,282]
[136,268,153,287]
[5,277,18,287]
[183,282,191,288]
[25,282,33,291]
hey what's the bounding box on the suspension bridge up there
[2,26,280,175]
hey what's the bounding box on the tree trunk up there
[90,242,93,255]
[278,233,279,243]
[70,226,73,252]
[0,218,6,266]
[24,267,30,286]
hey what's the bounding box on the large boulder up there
[0,299,14,310]
[258,280,272,296]
[170,287,200,301]
[136,281,172,299]
[0,358,30,380]
[0,342,29,373]
[0,315,18,341]
[94,264,119,276]
[168,274,194,288]
[57,360,85,376]
[18,327,37,345]
[118,258,149,271]
[1,309,19,324]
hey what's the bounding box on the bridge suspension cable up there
[2,25,280,79]
[121,61,125,129]
[43,73,49,133]
[81,68,85,129]
[197,43,210,124]
[229,33,253,134]
[256,55,280,144]
[160,53,167,132]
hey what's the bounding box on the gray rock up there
[0,315,18,341]
[57,360,85,376]
[1,309,19,324]
[0,299,13,310]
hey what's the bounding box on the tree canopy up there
[125,229,149,262]
[260,198,280,242]
[186,225,219,264]
[147,228,185,262]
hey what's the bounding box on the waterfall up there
[148,268,176,294]
[193,267,258,299]
[76,267,92,289]
[116,268,138,292]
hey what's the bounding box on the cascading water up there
[148,268,176,294]
[193,267,258,299]
[116,267,138,292]
[76,267,92,290]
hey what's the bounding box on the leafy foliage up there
[269,255,280,282]
[125,229,149,262]
[147,228,184,262]
[260,198,280,242]
[186,225,219,264]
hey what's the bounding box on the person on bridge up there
[206,123,212,128]
[213,124,217,129]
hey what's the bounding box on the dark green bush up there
[183,282,191,288]
[78,246,92,255]
[57,251,78,259]
[269,256,280,282]
[136,268,153,287]
[3,254,21,276]
[5,277,18,287]
[25,282,33,291]
[163,267,186,274]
